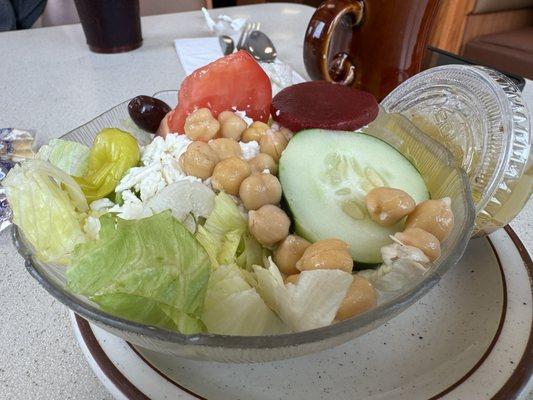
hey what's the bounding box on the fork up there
[236,22,261,51]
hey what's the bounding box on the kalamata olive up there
[128,95,171,133]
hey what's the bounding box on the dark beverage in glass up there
[74,0,142,53]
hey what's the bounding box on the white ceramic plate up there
[71,226,532,400]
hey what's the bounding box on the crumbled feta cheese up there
[109,190,152,220]
[233,109,254,126]
[114,203,152,220]
[90,198,114,212]
[109,131,221,228]
[115,134,200,201]
[115,163,167,202]
[147,181,215,222]
[234,110,254,126]
[239,140,260,160]
[268,122,293,139]
[109,181,216,227]
[83,216,101,241]
[141,134,192,166]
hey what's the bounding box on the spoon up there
[219,35,234,56]
[244,31,277,63]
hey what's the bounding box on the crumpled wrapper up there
[201,7,246,37]
[0,128,35,162]
[0,128,36,233]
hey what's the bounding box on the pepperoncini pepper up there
[75,128,140,202]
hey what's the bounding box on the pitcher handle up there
[303,0,364,85]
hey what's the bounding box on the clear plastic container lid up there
[382,65,532,236]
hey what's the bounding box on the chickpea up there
[241,121,269,143]
[156,111,172,137]
[394,228,441,262]
[296,239,353,273]
[259,130,289,162]
[179,142,219,179]
[184,108,220,141]
[335,275,378,321]
[365,187,416,226]
[405,197,454,241]
[248,205,290,247]
[208,138,241,160]
[248,153,278,175]
[218,111,247,140]
[211,156,251,195]
[217,110,235,124]
[239,173,282,210]
[284,274,300,285]
[187,141,204,151]
[274,234,311,275]
[278,127,293,141]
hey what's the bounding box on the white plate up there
[71,227,532,400]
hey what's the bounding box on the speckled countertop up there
[0,4,531,400]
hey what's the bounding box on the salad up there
[5,51,454,336]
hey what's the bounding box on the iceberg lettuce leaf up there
[358,242,429,293]
[196,192,264,269]
[252,259,353,332]
[236,232,265,270]
[202,263,286,335]
[67,211,210,333]
[36,139,90,177]
[4,159,88,264]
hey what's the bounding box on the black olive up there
[128,95,171,133]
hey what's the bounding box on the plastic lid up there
[382,65,531,236]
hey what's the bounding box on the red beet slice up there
[271,81,379,132]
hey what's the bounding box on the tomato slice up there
[168,51,272,134]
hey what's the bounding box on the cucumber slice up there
[279,130,429,263]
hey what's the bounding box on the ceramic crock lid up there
[382,65,531,236]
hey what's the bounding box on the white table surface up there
[0,3,531,400]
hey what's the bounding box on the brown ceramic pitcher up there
[303,0,440,100]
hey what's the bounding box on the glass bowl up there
[12,91,475,362]
[382,65,532,237]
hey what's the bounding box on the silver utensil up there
[236,22,261,51]
[243,30,277,63]
[219,35,234,56]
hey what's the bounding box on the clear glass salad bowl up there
[12,90,475,362]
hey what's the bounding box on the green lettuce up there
[36,139,90,177]
[201,263,286,335]
[196,192,265,269]
[67,211,211,334]
[4,159,88,265]
[252,258,353,332]
[236,232,264,270]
